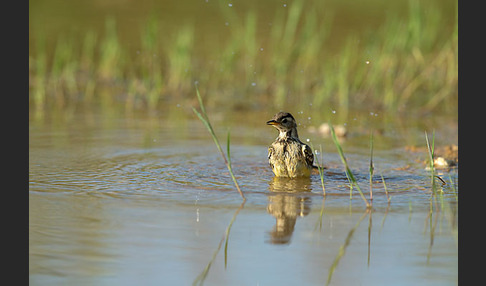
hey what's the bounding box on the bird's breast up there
[269,139,311,177]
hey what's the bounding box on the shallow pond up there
[29,105,457,285]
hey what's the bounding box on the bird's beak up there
[266,120,279,126]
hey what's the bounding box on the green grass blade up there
[195,86,208,120]
[310,142,326,196]
[318,145,326,196]
[381,174,390,203]
[425,130,436,191]
[193,86,245,200]
[369,130,374,203]
[329,121,369,207]
[227,130,231,167]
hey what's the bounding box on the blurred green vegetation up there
[29,0,457,115]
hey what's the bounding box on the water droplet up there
[306,138,310,142]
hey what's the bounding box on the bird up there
[267,112,314,178]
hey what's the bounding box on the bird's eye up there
[282,118,288,123]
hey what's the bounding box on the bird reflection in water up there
[266,176,312,244]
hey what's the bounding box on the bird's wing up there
[302,144,314,167]
[268,146,275,168]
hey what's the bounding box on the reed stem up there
[193,86,245,200]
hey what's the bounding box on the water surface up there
[29,106,457,285]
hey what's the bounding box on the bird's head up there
[267,112,299,138]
